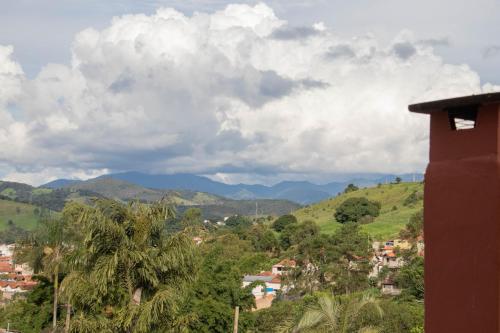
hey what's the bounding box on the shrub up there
[403,191,423,206]
[343,183,359,193]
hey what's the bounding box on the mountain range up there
[43,172,423,204]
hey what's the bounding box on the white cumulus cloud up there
[0,3,498,185]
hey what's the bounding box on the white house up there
[242,272,282,298]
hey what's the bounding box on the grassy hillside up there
[293,182,423,240]
[0,199,41,231]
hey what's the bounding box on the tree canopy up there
[334,197,381,224]
[272,214,298,232]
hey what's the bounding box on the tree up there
[334,198,381,224]
[247,224,279,253]
[400,210,423,241]
[378,299,423,333]
[396,256,424,300]
[16,216,72,331]
[343,184,359,194]
[225,215,252,229]
[60,199,199,332]
[182,208,203,228]
[395,177,402,184]
[280,220,319,250]
[295,293,383,333]
[272,214,298,232]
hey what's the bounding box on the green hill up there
[68,178,301,218]
[0,199,42,231]
[293,182,423,240]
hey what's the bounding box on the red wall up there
[425,104,500,332]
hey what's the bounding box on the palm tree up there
[16,216,71,332]
[295,292,383,333]
[60,199,199,332]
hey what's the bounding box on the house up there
[0,244,14,257]
[242,272,282,298]
[272,259,296,275]
[382,251,403,269]
[242,260,295,310]
[0,280,38,300]
[384,239,411,250]
[15,263,34,276]
[381,278,401,295]
[0,261,14,274]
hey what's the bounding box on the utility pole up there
[233,306,239,333]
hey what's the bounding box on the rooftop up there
[409,92,500,114]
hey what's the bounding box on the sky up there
[0,0,499,186]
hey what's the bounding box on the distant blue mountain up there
[42,178,82,189]
[42,171,423,204]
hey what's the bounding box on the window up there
[447,105,478,131]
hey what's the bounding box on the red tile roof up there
[271,276,281,284]
[273,259,297,267]
[0,262,13,273]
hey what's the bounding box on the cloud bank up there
[0,3,498,185]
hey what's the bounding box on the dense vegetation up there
[0,195,424,332]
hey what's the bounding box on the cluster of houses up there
[0,244,37,305]
[241,237,424,309]
[242,259,296,310]
[371,237,425,295]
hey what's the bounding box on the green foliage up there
[378,300,424,333]
[295,292,383,333]
[225,215,252,229]
[343,183,359,193]
[395,177,402,184]
[280,220,320,250]
[59,199,199,333]
[272,214,298,232]
[253,299,305,332]
[334,197,381,224]
[3,193,425,333]
[400,209,423,240]
[403,190,423,207]
[181,234,258,332]
[396,256,424,300]
[0,276,53,333]
[182,207,203,228]
[247,224,279,253]
[288,223,373,295]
